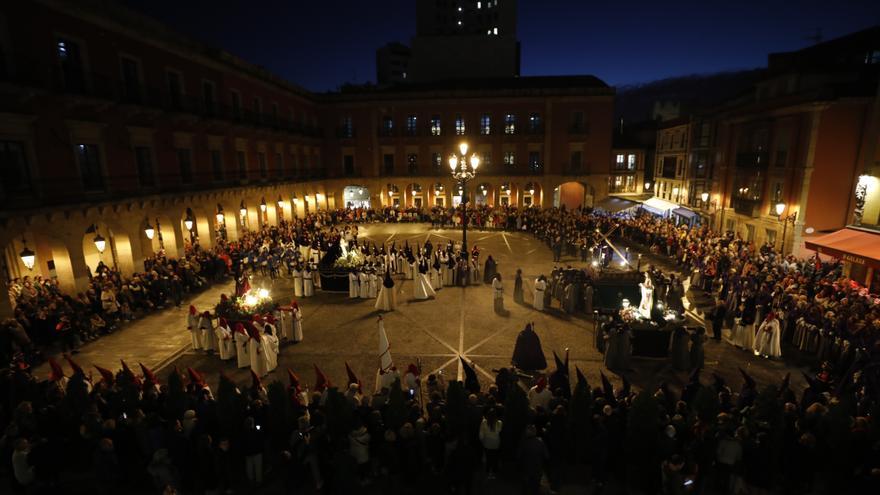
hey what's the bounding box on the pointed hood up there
[94,365,116,385]
[120,360,142,388]
[575,366,588,388]
[345,362,361,389]
[314,364,331,392]
[139,362,159,388]
[64,354,85,378]
[378,317,393,373]
[233,323,247,336]
[188,367,206,388]
[189,305,197,315]
[779,372,791,394]
[48,357,65,382]
[620,375,631,398]
[600,372,615,403]
[460,356,479,393]
[287,369,301,391]
[739,367,756,390]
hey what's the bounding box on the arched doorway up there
[432,183,447,207]
[215,203,238,242]
[82,223,132,276]
[386,184,401,208]
[406,183,423,208]
[554,182,593,209]
[343,185,371,209]
[474,182,491,206]
[498,182,514,206]
[523,182,541,207]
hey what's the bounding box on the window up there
[480,114,491,135]
[504,113,515,134]
[765,229,777,246]
[528,151,541,172]
[270,152,280,176]
[0,141,31,193]
[432,152,442,171]
[237,150,247,179]
[383,154,394,175]
[570,151,582,173]
[210,150,223,181]
[177,148,193,184]
[627,154,637,170]
[120,56,141,103]
[406,115,417,135]
[381,116,394,136]
[431,115,442,136]
[407,153,418,174]
[134,146,154,187]
[616,154,625,169]
[503,151,515,167]
[481,151,492,167]
[257,152,267,179]
[343,155,354,176]
[341,116,353,138]
[75,144,103,191]
[725,219,735,233]
[167,71,183,110]
[745,224,756,243]
[528,113,541,133]
[57,37,86,93]
[570,111,585,132]
[253,98,262,123]
[455,115,465,135]
[202,81,216,116]
[230,91,241,120]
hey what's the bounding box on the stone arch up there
[81,222,131,276]
[214,202,238,241]
[497,182,516,207]
[553,181,594,209]
[149,214,179,258]
[386,183,401,208]
[343,185,371,209]
[431,182,448,207]
[523,181,542,207]
[475,182,493,206]
[405,183,424,208]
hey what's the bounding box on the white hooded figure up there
[186,305,202,350]
[359,271,370,299]
[638,273,654,320]
[214,319,236,360]
[249,330,270,377]
[280,307,294,341]
[292,303,304,343]
[413,261,436,300]
[375,271,396,312]
[303,266,315,296]
[754,312,782,358]
[349,271,360,298]
[233,324,250,368]
[368,271,379,298]
[293,267,304,297]
[198,312,216,352]
[533,277,547,311]
[262,325,279,373]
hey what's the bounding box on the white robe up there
[397,254,407,275]
[303,270,315,296]
[280,309,294,341]
[249,337,269,377]
[293,308,304,342]
[414,271,436,300]
[187,313,201,350]
[533,279,547,311]
[470,261,480,284]
[359,273,370,299]
[755,318,782,358]
[375,284,395,311]
[214,325,235,360]
[368,273,379,298]
[264,334,279,372]
[293,270,304,297]
[199,316,216,352]
[492,278,504,299]
[349,272,360,298]
[638,283,654,320]
[234,332,250,368]
[444,264,454,286]
[434,268,443,290]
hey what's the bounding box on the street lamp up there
[93,231,106,254]
[645,182,652,191]
[775,203,797,255]
[144,220,155,240]
[701,191,709,204]
[216,204,227,240]
[449,141,479,256]
[19,238,35,270]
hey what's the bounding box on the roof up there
[804,227,880,269]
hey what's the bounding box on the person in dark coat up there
[511,323,547,371]
[708,298,728,341]
[513,268,524,304]
[483,255,497,284]
[689,326,707,371]
[669,326,691,371]
[603,316,632,371]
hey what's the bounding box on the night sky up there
[123,0,879,92]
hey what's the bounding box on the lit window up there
[457,20,462,26]
[616,154,624,164]
[431,116,442,136]
[477,1,481,7]
[57,40,68,59]
[503,151,515,167]
[455,115,465,136]
[504,114,515,134]
[628,154,636,170]
[458,6,462,11]
[402,72,407,79]
[493,27,498,35]
[407,115,418,135]
[480,114,491,135]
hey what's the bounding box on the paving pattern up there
[39,223,808,396]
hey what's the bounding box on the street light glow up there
[775,202,786,216]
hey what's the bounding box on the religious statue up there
[637,272,654,319]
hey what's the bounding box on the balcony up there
[735,152,770,168]
[732,197,761,217]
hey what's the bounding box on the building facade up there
[0,0,612,314]
[652,118,690,204]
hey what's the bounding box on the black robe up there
[483,257,497,284]
[512,326,547,371]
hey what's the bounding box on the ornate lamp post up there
[449,142,479,256]
[215,204,227,240]
[775,202,797,255]
[19,238,35,270]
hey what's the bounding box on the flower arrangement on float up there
[333,248,366,269]
[215,288,278,321]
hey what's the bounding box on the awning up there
[594,196,639,213]
[672,207,699,220]
[641,197,680,215]
[804,227,880,269]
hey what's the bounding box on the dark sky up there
[123,0,879,92]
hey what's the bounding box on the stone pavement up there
[149,223,806,398]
